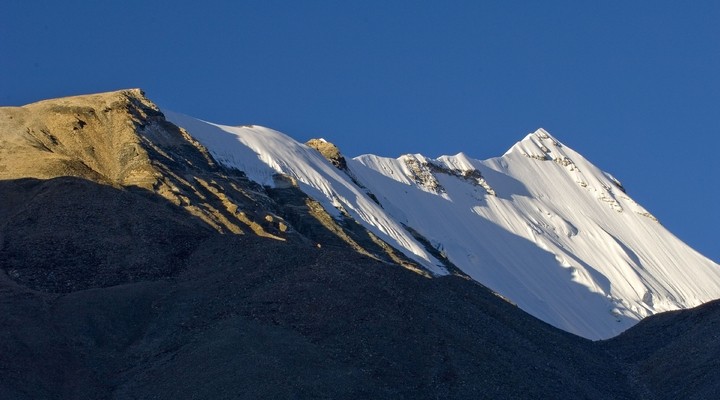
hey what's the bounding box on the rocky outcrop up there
[306,138,348,170]
[399,155,496,196]
[306,137,384,206]
[402,155,446,194]
[426,160,497,196]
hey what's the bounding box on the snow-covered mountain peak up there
[505,128,566,160]
[165,114,720,340]
[534,127,554,138]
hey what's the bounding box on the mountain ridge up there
[3,89,718,339]
[2,89,720,399]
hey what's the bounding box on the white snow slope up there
[167,112,720,340]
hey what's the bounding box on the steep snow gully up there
[167,112,720,340]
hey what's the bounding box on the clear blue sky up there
[2,1,718,262]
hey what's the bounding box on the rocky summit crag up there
[0,89,719,399]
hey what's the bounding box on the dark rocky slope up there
[0,177,211,292]
[0,182,638,398]
[603,299,720,400]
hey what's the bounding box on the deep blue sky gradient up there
[2,1,718,261]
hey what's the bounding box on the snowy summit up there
[166,113,720,340]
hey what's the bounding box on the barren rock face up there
[0,89,288,236]
[0,89,159,185]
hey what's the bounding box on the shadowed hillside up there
[0,178,638,398]
[603,299,720,400]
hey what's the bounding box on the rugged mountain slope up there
[2,89,719,399]
[165,113,720,340]
[0,90,638,398]
[0,90,432,290]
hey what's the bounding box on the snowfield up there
[167,112,720,340]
